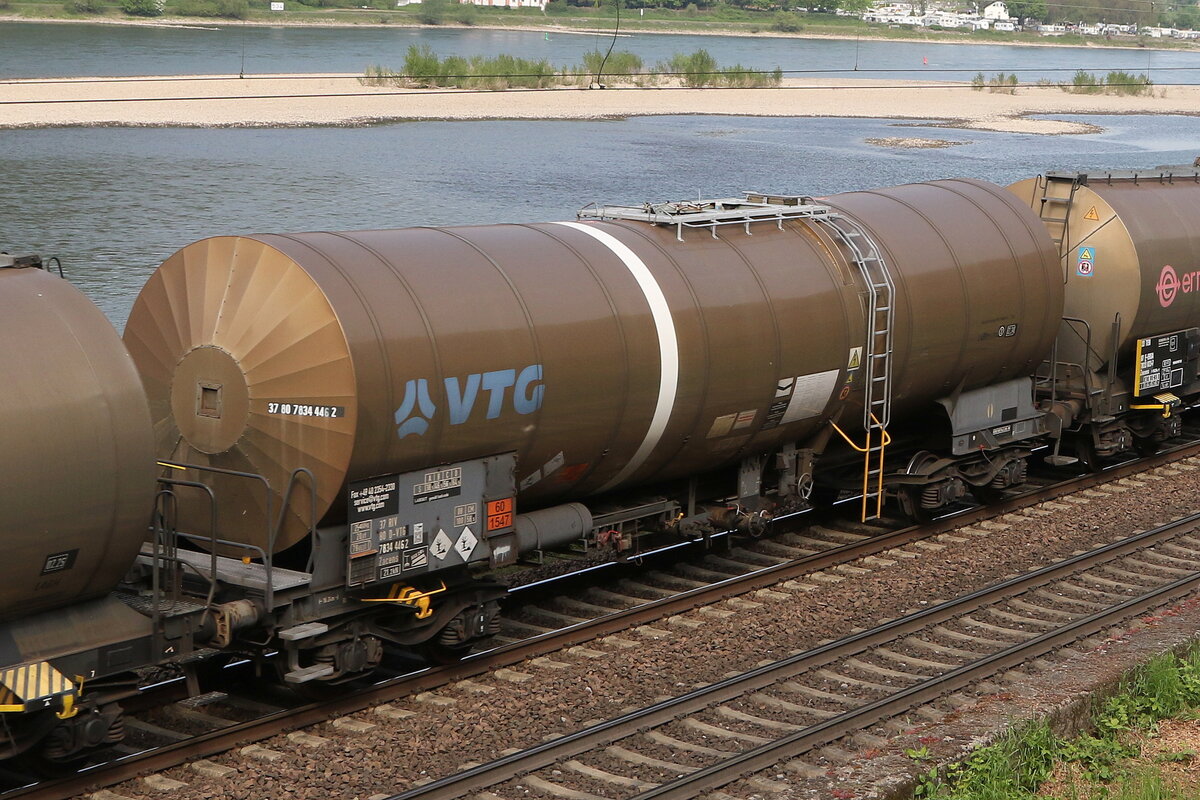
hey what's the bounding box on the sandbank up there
[2,74,1197,132]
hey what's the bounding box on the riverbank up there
[2,73,1197,131]
[3,11,1199,55]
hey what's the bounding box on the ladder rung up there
[1041,216,1068,224]
[1041,196,1070,203]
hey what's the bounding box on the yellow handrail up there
[829,415,891,521]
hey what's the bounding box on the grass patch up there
[914,647,1200,799]
[364,44,555,88]
[970,71,1018,94]
[1061,69,1154,96]
[362,44,781,90]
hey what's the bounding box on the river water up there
[4,113,1199,328]
[3,21,1200,83]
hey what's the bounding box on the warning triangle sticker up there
[848,347,862,369]
[1084,206,1100,221]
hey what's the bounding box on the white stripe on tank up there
[553,221,679,492]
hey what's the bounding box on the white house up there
[982,1,1009,20]
[993,19,1015,30]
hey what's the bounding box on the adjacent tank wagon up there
[1009,167,1200,464]
[0,257,155,622]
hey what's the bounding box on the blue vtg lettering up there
[394,364,544,438]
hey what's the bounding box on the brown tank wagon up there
[124,178,1061,555]
[1009,170,1200,367]
[0,257,155,622]
[1008,166,1200,463]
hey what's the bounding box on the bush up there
[581,49,644,83]
[684,1,698,13]
[668,48,718,87]
[453,0,476,23]
[971,71,985,91]
[175,0,248,17]
[416,0,446,24]
[122,0,163,15]
[771,11,804,30]
[1063,68,1102,93]
[989,72,1017,94]
[403,43,442,84]
[66,0,102,13]
[370,47,557,89]
[1105,69,1152,95]
[1060,70,1151,96]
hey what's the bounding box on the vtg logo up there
[394,365,544,438]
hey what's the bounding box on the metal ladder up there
[817,213,896,522]
[1036,173,1081,259]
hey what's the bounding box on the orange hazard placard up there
[487,498,514,531]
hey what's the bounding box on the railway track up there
[9,440,1200,800]
[392,510,1200,800]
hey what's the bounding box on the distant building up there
[981,1,1009,20]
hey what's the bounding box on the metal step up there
[278,622,330,641]
[284,664,335,684]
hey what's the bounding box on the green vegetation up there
[912,648,1200,799]
[120,0,162,15]
[362,43,781,89]
[1062,69,1153,95]
[663,48,781,86]
[970,71,1018,93]
[365,44,556,87]
[770,10,804,31]
[174,0,247,16]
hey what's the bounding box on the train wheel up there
[898,487,934,524]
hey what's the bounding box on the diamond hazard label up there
[430,529,453,560]
[455,526,478,560]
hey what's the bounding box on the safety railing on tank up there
[577,195,833,242]
[149,481,219,637]
[1037,315,1125,464]
[153,462,319,613]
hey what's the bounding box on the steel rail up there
[639,561,1200,799]
[12,440,1200,800]
[386,508,1200,800]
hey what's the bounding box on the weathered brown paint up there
[1008,174,1200,368]
[0,267,155,621]
[124,179,1062,554]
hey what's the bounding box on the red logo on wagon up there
[1157,264,1180,308]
